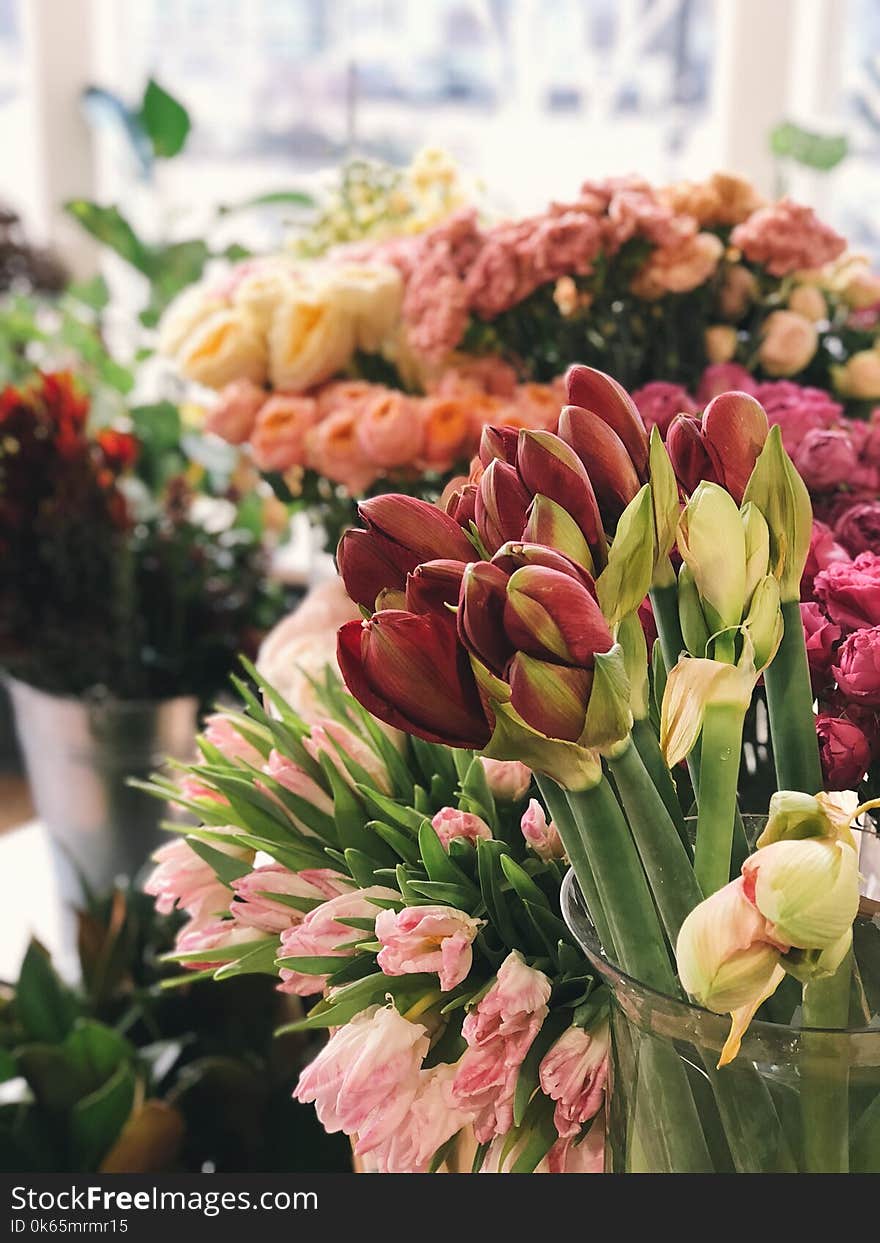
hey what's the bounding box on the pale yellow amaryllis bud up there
[741,574,783,671]
[675,877,786,1067]
[678,564,711,658]
[678,482,746,633]
[660,657,754,768]
[741,837,860,950]
[649,428,679,586]
[743,426,813,604]
[740,502,770,607]
[758,789,859,849]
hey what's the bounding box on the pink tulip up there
[294,1004,428,1151]
[520,798,565,861]
[303,718,391,793]
[375,905,482,992]
[144,830,247,925]
[539,1022,609,1138]
[231,864,352,933]
[277,885,397,995]
[365,1064,475,1172]
[263,749,334,816]
[203,714,263,766]
[479,758,532,802]
[431,807,493,851]
[173,917,265,971]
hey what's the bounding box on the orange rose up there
[420,396,484,470]
[356,389,424,470]
[306,408,379,496]
[251,394,319,472]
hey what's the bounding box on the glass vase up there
[561,843,880,1174]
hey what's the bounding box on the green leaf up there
[276,972,435,1032]
[428,1132,462,1173]
[407,880,476,907]
[0,1049,17,1083]
[217,189,314,215]
[212,939,281,980]
[510,1092,558,1173]
[418,822,480,900]
[274,954,348,976]
[16,1045,86,1109]
[15,942,78,1043]
[63,1022,134,1098]
[139,78,190,159]
[343,847,383,889]
[512,1008,570,1126]
[357,786,425,832]
[500,853,551,911]
[460,757,499,833]
[69,1063,136,1171]
[476,840,519,948]
[64,201,154,274]
[185,837,248,886]
[65,274,110,311]
[371,820,422,864]
[770,120,848,171]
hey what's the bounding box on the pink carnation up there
[631,381,697,435]
[375,904,482,991]
[465,234,523,319]
[814,551,880,630]
[730,198,845,277]
[752,381,843,455]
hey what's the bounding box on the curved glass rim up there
[560,868,880,1041]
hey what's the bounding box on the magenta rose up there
[753,381,843,455]
[833,626,880,705]
[800,602,842,691]
[696,363,757,404]
[631,381,697,435]
[834,500,880,557]
[802,520,851,597]
[813,551,880,630]
[794,427,858,493]
[816,714,872,790]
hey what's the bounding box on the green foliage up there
[140,79,191,160]
[770,121,849,172]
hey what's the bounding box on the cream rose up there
[832,349,880,399]
[175,307,268,389]
[268,289,356,392]
[758,309,818,377]
[158,284,228,359]
[704,324,738,364]
[322,262,404,353]
[787,284,827,323]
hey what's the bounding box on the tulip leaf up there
[459,757,499,833]
[413,785,432,814]
[203,832,328,873]
[371,820,422,864]
[212,940,281,980]
[357,786,425,832]
[327,954,381,987]
[274,955,348,976]
[471,1141,491,1173]
[346,701,415,799]
[524,901,572,951]
[323,763,392,862]
[499,854,551,910]
[429,1132,463,1174]
[476,840,520,949]
[510,1092,558,1173]
[407,880,476,908]
[395,864,421,904]
[418,822,480,894]
[184,838,248,886]
[259,891,323,914]
[343,847,385,889]
[513,1007,571,1127]
[275,972,436,1032]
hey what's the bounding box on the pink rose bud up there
[303,718,391,793]
[795,428,858,493]
[294,1004,429,1152]
[834,500,880,557]
[479,757,532,802]
[630,380,698,436]
[833,626,880,706]
[697,364,757,405]
[205,379,265,444]
[539,1021,609,1138]
[816,714,872,790]
[375,904,483,991]
[431,806,493,851]
[800,602,842,691]
[814,551,880,630]
[203,714,264,766]
[520,798,564,860]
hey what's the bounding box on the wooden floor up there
[0,774,34,832]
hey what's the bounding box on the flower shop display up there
[157,169,880,552]
[328,365,880,1173]
[0,371,287,892]
[0,891,349,1173]
[141,659,607,1174]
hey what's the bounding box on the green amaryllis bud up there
[740,502,771,607]
[678,564,711,658]
[742,837,860,950]
[742,425,812,604]
[508,652,593,742]
[678,481,746,633]
[596,484,655,628]
[617,610,650,721]
[504,565,613,667]
[741,574,783,670]
[582,644,633,753]
[649,427,679,585]
[523,494,594,572]
[517,430,606,566]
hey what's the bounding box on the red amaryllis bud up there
[337,611,491,749]
[557,405,640,522]
[517,430,604,557]
[459,560,513,675]
[475,459,532,554]
[504,565,613,667]
[479,424,520,469]
[509,653,593,741]
[666,413,718,496]
[702,391,769,504]
[492,541,596,591]
[445,482,477,527]
[565,365,649,479]
[337,527,411,610]
[522,494,594,569]
[406,558,466,615]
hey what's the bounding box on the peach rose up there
[832,350,880,400]
[758,310,818,376]
[306,407,378,495]
[788,284,827,323]
[510,383,562,430]
[836,259,880,310]
[704,325,738,364]
[176,307,268,389]
[205,379,266,444]
[420,395,484,469]
[250,393,319,472]
[717,264,758,320]
[316,379,375,419]
[632,231,723,299]
[356,388,424,470]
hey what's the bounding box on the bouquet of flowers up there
[146,365,880,1173]
[0,372,284,701]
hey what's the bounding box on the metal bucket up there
[6,676,198,900]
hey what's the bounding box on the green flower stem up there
[631,716,690,854]
[607,739,703,942]
[535,775,616,960]
[764,598,823,794]
[801,951,852,1173]
[694,702,747,895]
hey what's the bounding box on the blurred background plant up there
[0,887,350,1173]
